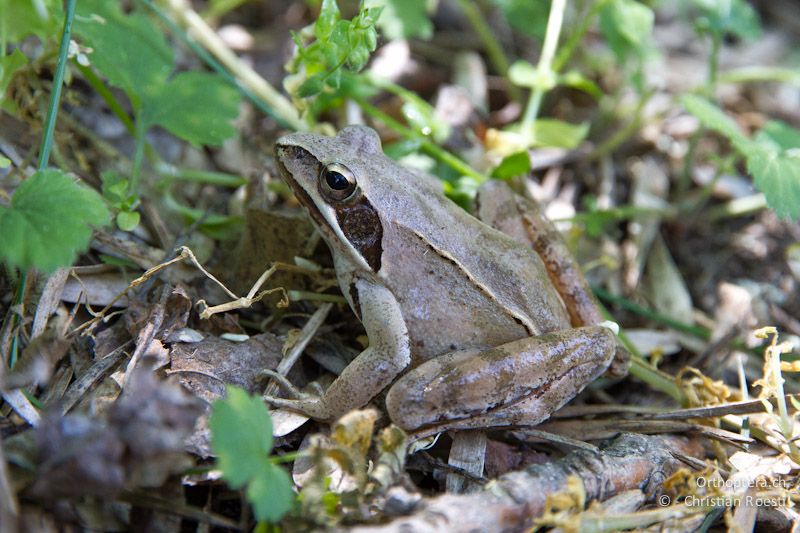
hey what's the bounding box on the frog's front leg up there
[265,278,411,421]
[385,325,615,431]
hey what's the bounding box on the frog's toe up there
[263,395,331,421]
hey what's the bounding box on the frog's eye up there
[319,163,357,201]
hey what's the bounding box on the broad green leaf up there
[247,462,295,523]
[0,49,27,112]
[748,122,800,220]
[75,0,173,100]
[209,387,293,524]
[0,0,62,42]
[142,72,239,147]
[367,0,432,40]
[210,386,274,488]
[491,151,531,179]
[0,169,110,272]
[756,121,800,152]
[599,0,654,60]
[746,147,800,220]
[531,119,589,149]
[0,156,10,168]
[681,94,750,150]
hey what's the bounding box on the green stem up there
[77,63,135,135]
[454,0,520,102]
[358,100,488,183]
[37,0,76,169]
[130,113,146,197]
[155,162,247,187]
[592,286,711,340]
[552,0,606,72]
[588,89,654,161]
[521,0,567,136]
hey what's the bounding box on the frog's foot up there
[263,393,333,421]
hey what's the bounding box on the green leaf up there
[247,463,295,523]
[559,70,603,100]
[315,0,341,41]
[681,94,750,150]
[0,170,110,272]
[141,72,239,147]
[210,386,274,488]
[116,210,140,231]
[748,121,800,220]
[692,0,761,40]
[489,0,548,39]
[75,0,173,100]
[599,0,654,60]
[0,0,63,42]
[531,119,589,149]
[509,60,556,91]
[756,121,800,152]
[746,147,800,220]
[491,151,531,179]
[367,0,432,40]
[0,156,11,168]
[1,49,28,111]
[210,387,293,524]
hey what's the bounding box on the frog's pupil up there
[326,170,350,190]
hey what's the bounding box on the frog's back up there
[378,190,571,363]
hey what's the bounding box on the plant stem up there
[37,0,76,170]
[357,100,488,183]
[592,286,711,340]
[130,114,146,197]
[521,0,567,137]
[553,0,605,72]
[155,0,305,131]
[454,0,520,102]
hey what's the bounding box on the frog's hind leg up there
[385,325,616,432]
[476,181,629,376]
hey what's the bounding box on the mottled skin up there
[269,125,617,432]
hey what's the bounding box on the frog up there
[267,125,623,435]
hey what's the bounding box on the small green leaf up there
[531,119,589,149]
[746,144,800,221]
[315,0,341,41]
[0,156,11,168]
[141,72,239,147]
[247,463,295,523]
[489,0,548,39]
[210,386,274,488]
[367,0,432,40]
[297,73,326,98]
[116,211,140,231]
[210,387,293,524]
[0,0,63,42]
[76,0,173,99]
[0,170,110,272]
[681,94,750,150]
[756,121,800,151]
[491,151,531,180]
[1,49,28,112]
[559,71,603,100]
[692,0,761,40]
[599,0,654,60]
